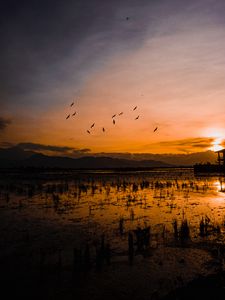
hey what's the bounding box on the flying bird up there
[133,106,137,111]
[70,102,74,107]
[66,114,70,119]
[112,114,116,118]
[126,17,130,20]
[113,119,116,125]
[102,127,105,132]
[119,112,123,116]
[72,112,76,116]
[135,115,139,120]
[91,123,95,128]
[153,127,158,132]
[87,130,91,134]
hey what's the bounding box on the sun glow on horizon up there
[210,137,223,152]
[201,128,224,152]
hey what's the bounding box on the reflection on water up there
[1,168,225,299]
[1,168,225,247]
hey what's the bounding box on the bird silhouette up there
[126,17,130,20]
[102,127,105,132]
[133,106,137,111]
[112,114,116,118]
[66,114,70,119]
[135,115,139,120]
[119,112,123,116]
[70,102,74,107]
[113,119,116,125]
[91,123,95,128]
[72,112,76,116]
[154,127,158,132]
[87,130,91,134]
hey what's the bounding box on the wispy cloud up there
[144,137,215,153]
[158,137,214,147]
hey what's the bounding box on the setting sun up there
[210,137,223,152]
[202,128,224,152]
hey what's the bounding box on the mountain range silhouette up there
[0,147,217,169]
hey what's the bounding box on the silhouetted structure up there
[194,148,225,173]
[216,149,225,167]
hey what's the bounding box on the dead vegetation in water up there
[1,171,225,298]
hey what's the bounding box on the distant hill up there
[0,146,34,160]
[0,146,218,169]
[95,151,217,166]
[0,152,172,169]
[0,146,36,168]
[0,147,172,168]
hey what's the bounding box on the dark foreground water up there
[1,168,225,299]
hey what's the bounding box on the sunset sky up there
[1,0,225,155]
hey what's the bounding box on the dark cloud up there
[0,117,11,130]
[73,148,91,154]
[16,142,92,156]
[17,142,75,152]
[1,0,224,120]
[1,0,193,110]
[0,0,153,105]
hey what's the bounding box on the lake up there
[1,168,225,299]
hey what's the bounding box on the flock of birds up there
[63,17,161,135]
[64,17,160,135]
[65,101,158,135]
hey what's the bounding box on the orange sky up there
[1,0,225,154]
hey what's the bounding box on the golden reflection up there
[1,170,225,238]
[213,180,221,191]
[214,178,225,193]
